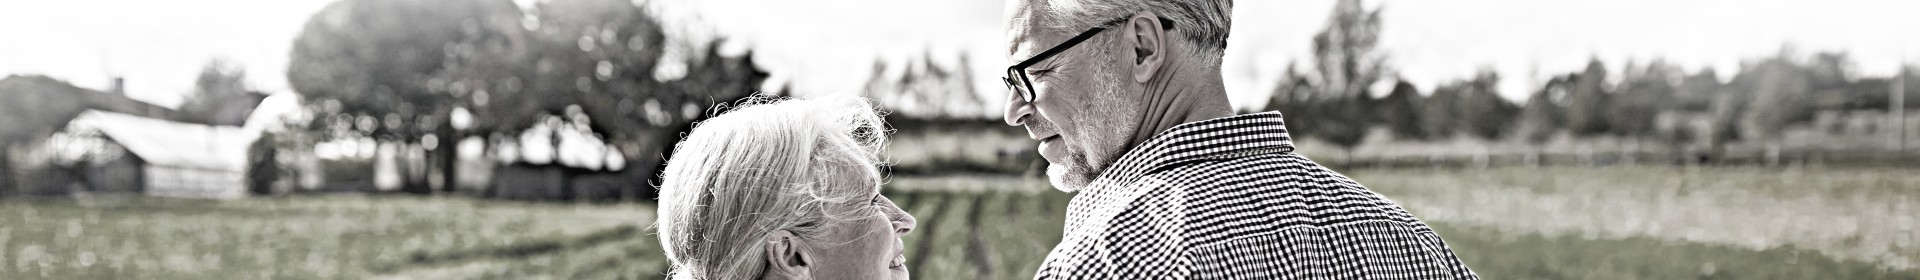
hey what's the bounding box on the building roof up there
[242,93,305,132]
[0,75,180,143]
[65,110,259,171]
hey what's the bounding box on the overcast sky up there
[4,0,1916,114]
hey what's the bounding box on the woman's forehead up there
[821,162,883,195]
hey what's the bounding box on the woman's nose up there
[883,196,916,235]
[893,210,917,235]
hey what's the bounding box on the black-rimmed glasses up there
[1003,17,1172,103]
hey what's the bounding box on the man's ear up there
[1126,11,1168,83]
[762,230,812,280]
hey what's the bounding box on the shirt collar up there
[1085,111,1296,191]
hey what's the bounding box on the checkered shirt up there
[1033,112,1478,279]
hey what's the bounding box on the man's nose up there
[1004,89,1033,126]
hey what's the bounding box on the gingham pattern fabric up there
[1033,112,1478,280]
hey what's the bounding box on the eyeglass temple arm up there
[1013,28,1107,69]
[1012,17,1174,69]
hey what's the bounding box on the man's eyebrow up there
[1033,54,1066,69]
[1006,32,1033,57]
[1101,16,1175,30]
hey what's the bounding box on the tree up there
[289,0,524,193]
[289,0,769,196]
[865,52,988,119]
[1262,63,1314,112]
[1514,75,1569,166]
[1311,0,1388,102]
[1374,81,1426,141]
[1734,49,1817,166]
[1432,70,1517,167]
[180,59,247,110]
[1676,69,1734,163]
[1264,64,1318,131]
[1705,88,1748,164]
[490,0,768,198]
[1610,60,1681,163]
[1674,69,1722,112]
[1316,96,1374,164]
[1652,109,1699,165]
[1564,59,1612,138]
[290,0,523,138]
[1274,0,1389,165]
[516,0,758,196]
[1264,65,1369,165]
[247,133,281,195]
[1457,71,1518,143]
[178,59,268,126]
[1419,83,1460,139]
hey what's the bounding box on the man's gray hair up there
[1039,0,1232,64]
[654,95,888,280]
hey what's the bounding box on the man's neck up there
[1127,66,1234,149]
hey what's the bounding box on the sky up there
[0,0,337,107]
[3,0,1916,115]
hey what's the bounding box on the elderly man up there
[1001,0,1477,279]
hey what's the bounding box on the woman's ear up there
[761,230,812,280]
[1127,11,1167,83]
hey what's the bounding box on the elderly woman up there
[655,96,917,280]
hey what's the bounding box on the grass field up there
[0,195,663,279]
[882,172,1919,280]
[1349,166,1920,271]
[2,166,1916,279]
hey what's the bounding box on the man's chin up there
[1045,164,1090,192]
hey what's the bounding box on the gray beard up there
[1050,62,1133,193]
[1048,151,1095,192]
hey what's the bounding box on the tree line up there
[283,0,771,195]
[1262,0,1917,165]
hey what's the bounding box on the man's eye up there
[1029,69,1055,76]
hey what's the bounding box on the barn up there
[60,110,259,199]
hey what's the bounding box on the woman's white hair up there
[1039,0,1233,66]
[654,94,888,280]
